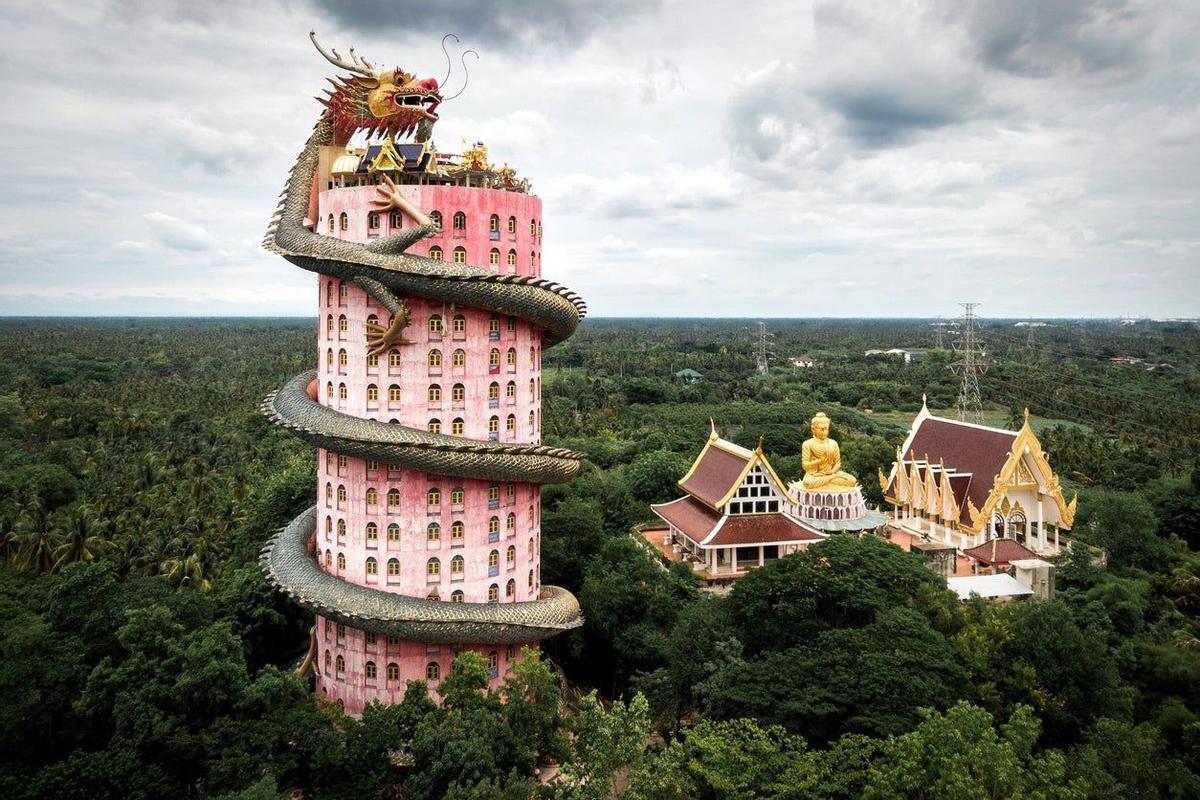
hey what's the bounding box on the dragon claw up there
[365,318,413,357]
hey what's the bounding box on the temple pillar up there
[1037,497,1045,550]
[758,546,765,567]
[1054,524,1060,552]
[708,548,716,574]
[730,547,738,574]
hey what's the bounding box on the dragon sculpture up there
[258,33,586,644]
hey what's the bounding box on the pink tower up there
[261,35,585,715]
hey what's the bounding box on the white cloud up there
[143,211,213,252]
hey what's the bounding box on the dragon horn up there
[310,31,376,79]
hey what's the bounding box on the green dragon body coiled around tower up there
[257,34,586,643]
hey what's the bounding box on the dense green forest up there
[1,316,1198,799]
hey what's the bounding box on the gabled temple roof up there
[676,432,789,510]
[963,537,1037,567]
[904,417,1014,520]
[650,495,824,548]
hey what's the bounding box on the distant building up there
[790,356,816,368]
[674,368,703,383]
[865,348,920,364]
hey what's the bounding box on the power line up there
[950,303,987,424]
[755,321,772,376]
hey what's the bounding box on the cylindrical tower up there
[260,36,585,716]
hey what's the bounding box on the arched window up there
[389,210,402,228]
[427,488,441,507]
[506,381,516,399]
[388,523,400,542]
[489,651,500,673]
[506,347,517,366]
[531,251,537,269]
[451,487,465,505]
[324,549,332,567]
[428,384,442,403]
[452,211,466,231]
[506,545,516,565]
[488,416,500,434]
[506,414,516,432]
[527,537,535,556]
[450,554,464,575]
[529,346,536,365]
[452,383,465,403]
[387,488,400,511]
[427,418,441,434]
[428,314,443,334]
[489,549,500,569]
[507,513,516,532]
[365,660,377,679]
[387,662,400,680]
[489,214,500,232]
[367,384,379,403]
[489,516,500,534]
[427,522,441,543]
[453,246,467,264]
[338,282,348,302]
[529,379,536,400]
[507,216,516,234]
[488,382,500,400]
[366,522,378,543]
[327,214,335,234]
[428,349,442,368]
[366,557,378,575]
[336,518,346,538]
[489,348,501,368]
[336,552,345,570]
[489,317,500,335]
[325,482,334,505]
[324,650,331,673]
[451,418,465,435]
[452,349,466,367]
[429,245,443,260]
[337,485,347,504]
[451,521,464,542]
[387,557,400,576]
[451,589,464,603]
[337,623,345,639]
[426,661,440,680]
[366,487,378,506]
[426,588,439,601]
[339,212,348,231]
[530,219,537,237]
[337,383,347,401]
[507,249,517,269]
[338,314,347,334]
[326,348,334,367]
[368,211,380,229]
[488,583,499,602]
[529,410,536,431]
[506,578,516,598]
[489,248,500,266]
[528,568,535,587]
[430,210,442,228]
[452,314,466,334]
[326,380,333,401]
[326,314,333,336]
[389,350,402,369]
[426,557,441,577]
[336,654,345,676]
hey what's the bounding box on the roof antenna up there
[444,49,479,101]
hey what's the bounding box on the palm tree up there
[160,551,211,592]
[51,506,107,571]
[14,496,57,574]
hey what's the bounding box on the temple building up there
[879,400,1077,557]
[647,415,887,587]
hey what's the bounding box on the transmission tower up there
[934,325,945,349]
[755,321,772,376]
[950,303,987,424]
[1025,320,1036,350]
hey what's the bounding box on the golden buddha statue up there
[800,412,858,493]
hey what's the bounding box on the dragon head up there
[311,31,442,143]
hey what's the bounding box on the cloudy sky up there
[1,0,1197,318]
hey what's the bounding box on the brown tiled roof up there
[905,418,1016,524]
[962,537,1036,566]
[706,513,825,546]
[651,495,721,543]
[679,441,753,508]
